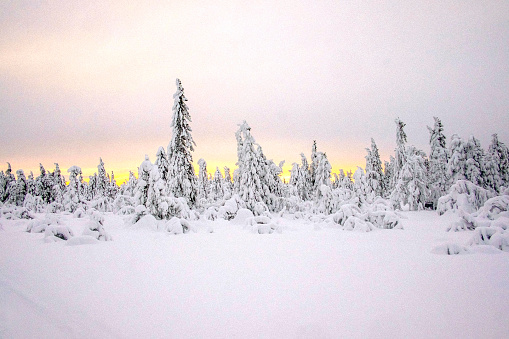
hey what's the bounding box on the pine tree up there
[96,158,109,197]
[64,166,83,212]
[427,117,449,206]
[210,167,224,202]
[391,146,429,210]
[155,146,170,182]
[134,155,152,207]
[310,140,318,190]
[1,163,15,202]
[197,158,209,204]
[391,118,407,189]
[447,134,467,185]
[365,138,384,197]
[297,153,312,200]
[235,121,268,213]
[484,134,509,191]
[464,136,485,187]
[8,169,27,206]
[167,78,197,205]
[223,166,233,198]
[313,152,331,199]
[36,163,54,204]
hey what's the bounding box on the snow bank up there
[437,180,494,215]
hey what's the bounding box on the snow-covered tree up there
[235,121,269,214]
[96,158,109,197]
[210,167,224,202]
[464,136,485,187]
[365,138,384,197]
[427,117,449,206]
[391,118,407,188]
[353,166,370,203]
[197,158,209,204]
[64,166,83,212]
[383,157,395,196]
[134,155,152,207]
[313,152,331,198]
[297,153,312,200]
[484,134,509,192]
[223,166,233,198]
[447,134,467,185]
[167,78,197,206]
[0,163,16,202]
[7,169,27,206]
[155,146,170,182]
[391,146,429,210]
[36,163,54,204]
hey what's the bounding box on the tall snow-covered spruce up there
[427,117,448,207]
[167,78,197,206]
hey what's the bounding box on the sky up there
[1,0,508,183]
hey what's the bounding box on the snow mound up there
[431,243,470,255]
[73,207,87,218]
[66,235,99,246]
[132,214,158,231]
[1,206,34,220]
[343,216,375,232]
[231,208,254,225]
[246,216,281,234]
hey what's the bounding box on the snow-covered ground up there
[1,211,508,338]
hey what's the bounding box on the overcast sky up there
[1,0,508,182]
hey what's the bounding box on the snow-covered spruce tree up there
[447,134,467,186]
[391,146,429,210]
[134,155,152,208]
[88,173,98,200]
[484,134,509,192]
[64,166,83,212]
[197,158,209,205]
[26,171,36,196]
[210,167,224,202]
[353,166,370,203]
[167,78,197,206]
[235,121,270,214]
[120,171,138,197]
[52,163,66,194]
[36,163,54,204]
[464,136,485,187]
[297,153,312,200]
[383,156,395,195]
[427,117,449,207]
[365,138,384,198]
[0,163,16,202]
[96,158,109,197]
[146,162,168,219]
[313,152,331,200]
[223,166,233,198]
[391,118,408,189]
[310,141,319,192]
[7,169,27,206]
[155,146,170,183]
[106,171,119,199]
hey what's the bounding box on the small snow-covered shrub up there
[343,216,375,232]
[158,197,191,219]
[437,180,494,215]
[82,220,112,241]
[129,205,148,224]
[73,207,87,218]
[46,202,64,213]
[44,225,74,242]
[431,243,470,255]
[165,217,195,234]
[113,195,135,213]
[1,206,34,220]
[217,194,246,220]
[89,197,114,212]
[203,206,219,221]
[246,216,281,234]
[331,204,362,226]
[23,193,45,213]
[468,227,509,251]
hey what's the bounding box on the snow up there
[1,211,509,338]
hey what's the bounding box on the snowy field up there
[1,211,509,339]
